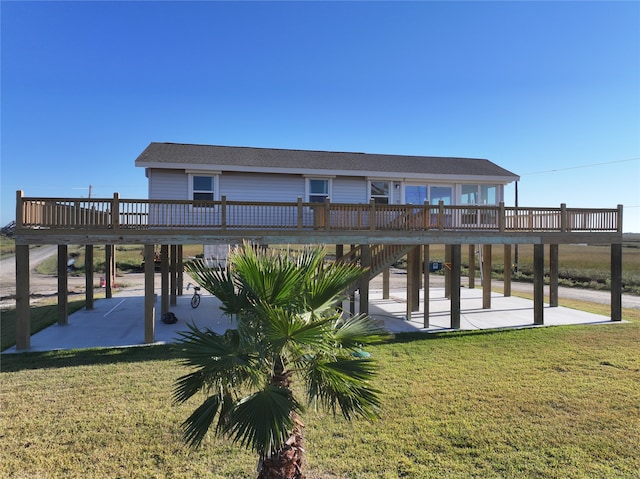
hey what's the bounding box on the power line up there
[520,157,640,176]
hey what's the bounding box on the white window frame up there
[187,171,220,203]
[305,177,332,203]
[368,179,391,204]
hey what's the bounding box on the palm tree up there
[173,243,388,479]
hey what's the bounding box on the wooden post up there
[221,195,227,230]
[57,245,69,326]
[105,244,113,299]
[177,245,184,295]
[161,244,169,316]
[350,244,356,315]
[325,198,331,232]
[482,244,492,309]
[503,244,512,297]
[444,244,451,298]
[359,244,371,315]
[297,197,303,230]
[406,249,413,322]
[560,203,567,232]
[468,244,476,289]
[15,244,30,350]
[549,244,559,307]
[450,244,461,329]
[369,199,376,231]
[533,244,544,325]
[144,245,155,344]
[335,244,343,261]
[382,268,390,299]
[111,193,120,229]
[170,245,177,306]
[423,244,430,328]
[412,246,421,311]
[85,244,94,309]
[498,201,505,232]
[611,243,622,321]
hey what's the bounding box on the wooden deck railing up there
[16,192,623,234]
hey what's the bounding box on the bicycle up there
[186,283,201,308]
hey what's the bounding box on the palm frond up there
[173,324,259,403]
[181,394,224,449]
[225,385,303,457]
[184,260,247,316]
[333,313,391,348]
[232,244,304,309]
[306,357,382,421]
[261,304,334,356]
[305,261,366,312]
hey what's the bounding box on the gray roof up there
[135,142,519,180]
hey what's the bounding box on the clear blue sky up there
[2,1,639,231]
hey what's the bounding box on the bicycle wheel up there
[191,294,201,308]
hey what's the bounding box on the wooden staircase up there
[337,243,416,295]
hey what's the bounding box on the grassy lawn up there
[0,299,89,351]
[1,322,638,478]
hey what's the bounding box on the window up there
[430,186,452,205]
[461,184,498,205]
[461,185,479,204]
[191,175,215,201]
[481,185,497,205]
[405,185,427,204]
[308,178,329,203]
[370,181,390,204]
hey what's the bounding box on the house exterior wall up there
[220,172,303,201]
[146,168,506,205]
[333,176,368,203]
[148,169,188,200]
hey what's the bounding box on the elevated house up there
[12,143,624,350]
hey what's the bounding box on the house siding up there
[332,176,368,203]
[220,172,304,202]
[149,169,188,200]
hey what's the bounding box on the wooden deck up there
[15,192,624,245]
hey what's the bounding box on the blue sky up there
[2,1,639,231]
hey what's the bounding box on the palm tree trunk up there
[257,414,305,479]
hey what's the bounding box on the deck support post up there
[177,245,184,295]
[503,244,512,297]
[57,245,69,326]
[549,244,559,307]
[105,244,113,298]
[468,245,476,289]
[450,244,461,329]
[15,244,31,350]
[161,245,169,316]
[170,245,177,306]
[423,244,430,328]
[533,244,545,325]
[444,245,451,298]
[611,243,622,321]
[85,245,94,309]
[410,246,420,312]
[359,244,371,315]
[144,244,155,344]
[382,268,390,299]
[482,244,492,309]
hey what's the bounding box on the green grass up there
[1,322,638,478]
[0,299,88,351]
[35,244,204,275]
[0,234,15,258]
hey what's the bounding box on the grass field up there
[1,322,638,478]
